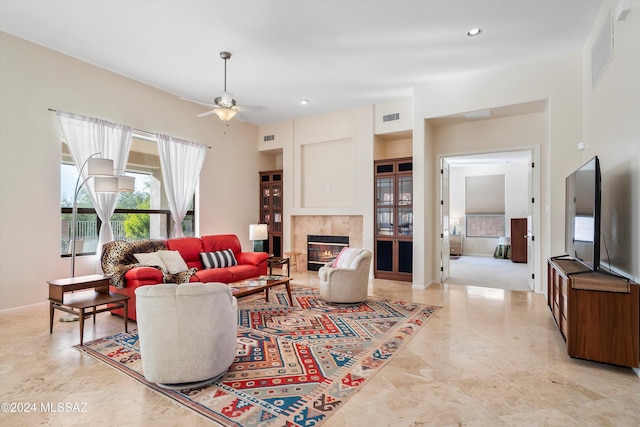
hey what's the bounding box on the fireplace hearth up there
[307,235,349,271]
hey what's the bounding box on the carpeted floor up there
[76,285,441,427]
[447,255,531,291]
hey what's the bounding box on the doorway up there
[440,149,536,292]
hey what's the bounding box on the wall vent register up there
[382,113,400,122]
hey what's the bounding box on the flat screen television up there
[564,156,601,271]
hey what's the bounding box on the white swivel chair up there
[135,282,237,389]
[318,248,372,303]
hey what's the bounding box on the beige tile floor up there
[1,271,639,426]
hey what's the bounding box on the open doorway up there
[442,150,535,292]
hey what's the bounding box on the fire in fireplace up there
[307,235,349,271]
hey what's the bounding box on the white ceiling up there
[0,0,603,126]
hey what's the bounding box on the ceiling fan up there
[181,51,267,122]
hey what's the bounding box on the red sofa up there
[102,234,268,321]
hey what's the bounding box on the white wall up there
[581,0,640,282]
[449,163,529,256]
[413,52,583,291]
[0,33,261,310]
[285,106,375,253]
[413,0,640,289]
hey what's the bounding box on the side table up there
[267,256,290,276]
[48,274,129,345]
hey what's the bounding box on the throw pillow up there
[200,249,238,269]
[336,248,361,269]
[332,246,349,267]
[157,250,189,274]
[133,252,167,272]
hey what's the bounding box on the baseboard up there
[633,367,640,378]
[412,279,434,290]
[0,300,48,315]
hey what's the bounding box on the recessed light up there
[467,28,482,37]
[299,99,309,105]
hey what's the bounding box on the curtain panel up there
[156,135,207,238]
[56,111,133,261]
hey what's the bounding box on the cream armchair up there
[318,248,372,303]
[135,282,237,389]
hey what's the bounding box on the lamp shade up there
[214,107,237,122]
[249,224,268,241]
[87,157,114,177]
[93,176,119,193]
[117,175,135,192]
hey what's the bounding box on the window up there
[60,136,195,256]
[465,174,505,238]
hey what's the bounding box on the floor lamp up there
[249,224,268,252]
[70,153,134,277]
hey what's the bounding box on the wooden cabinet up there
[259,170,283,257]
[450,234,463,256]
[547,258,639,368]
[374,157,412,281]
[510,218,528,263]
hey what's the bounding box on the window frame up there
[60,207,196,257]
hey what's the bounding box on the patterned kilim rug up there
[76,285,441,426]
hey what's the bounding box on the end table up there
[48,274,129,345]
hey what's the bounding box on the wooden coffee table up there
[229,276,293,305]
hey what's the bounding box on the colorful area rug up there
[76,285,441,426]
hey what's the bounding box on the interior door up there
[440,158,450,282]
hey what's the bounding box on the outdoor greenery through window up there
[61,136,195,256]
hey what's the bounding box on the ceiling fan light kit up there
[214,107,237,121]
[181,50,267,123]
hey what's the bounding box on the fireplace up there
[307,235,349,271]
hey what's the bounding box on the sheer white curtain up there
[57,111,133,254]
[157,134,207,237]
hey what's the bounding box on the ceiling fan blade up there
[233,113,248,123]
[180,97,218,109]
[197,109,218,117]
[235,105,268,112]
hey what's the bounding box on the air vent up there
[263,135,275,142]
[382,113,400,122]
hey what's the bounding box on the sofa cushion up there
[200,249,238,269]
[193,267,234,284]
[157,250,189,274]
[166,237,205,269]
[202,234,242,255]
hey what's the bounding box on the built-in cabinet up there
[374,157,412,281]
[259,170,283,257]
[547,258,639,368]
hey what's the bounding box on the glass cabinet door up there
[272,184,282,208]
[376,177,394,205]
[376,207,394,236]
[397,176,412,205]
[397,207,412,236]
[262,186,270,209]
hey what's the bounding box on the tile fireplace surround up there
[291,215,363,270]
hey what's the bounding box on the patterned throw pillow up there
[200,249,238,269]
